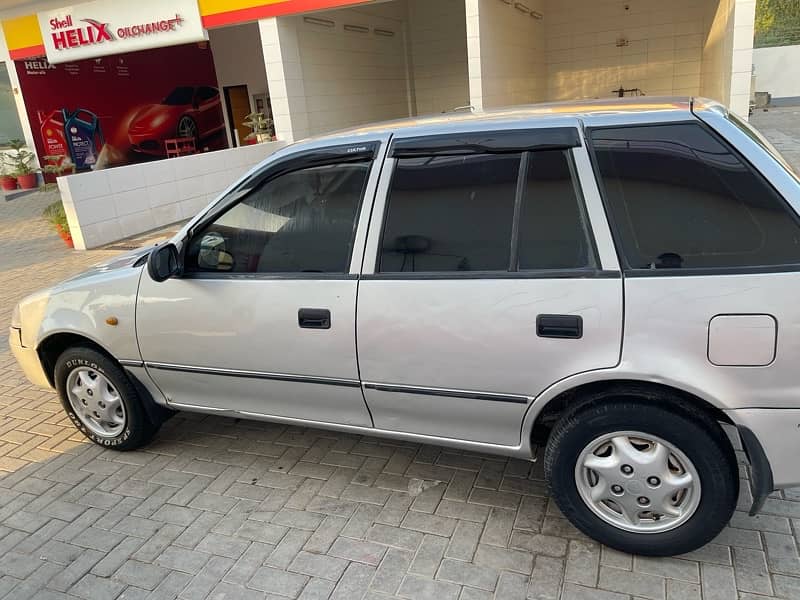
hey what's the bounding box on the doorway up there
[224,85,250,146]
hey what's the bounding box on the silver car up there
[10,97,800,556]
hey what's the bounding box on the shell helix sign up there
[37,0,207,64]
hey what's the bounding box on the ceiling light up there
[514,2,531,14]
[344,24,369,33]
[375,29,395,37]
[303,16,334,27]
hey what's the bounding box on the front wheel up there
[544,396,738,556]
[55,347,159,450]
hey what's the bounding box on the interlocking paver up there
[5,167,800,598]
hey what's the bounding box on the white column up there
[465,0,483,111]
[729,0,756,118]
[258,17,310,143]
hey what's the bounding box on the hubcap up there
[574,431,701,533]
[66,368,126,438]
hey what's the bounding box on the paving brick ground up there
[2,112,800,599]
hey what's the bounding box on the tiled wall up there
[59,142,287,250]
[544,0,712,100]
[407,0,470,115]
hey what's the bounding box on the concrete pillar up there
[729,0,756,118]
[258,17,310,143]
[464,0,483,111]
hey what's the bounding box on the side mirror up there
[147,243,181,282]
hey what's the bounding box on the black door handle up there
[298,308,331,329]
[537,314,583,339]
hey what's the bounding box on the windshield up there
[727,111,800,183]
[162,87,195,106]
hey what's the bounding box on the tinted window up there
[518,150,595,270]
[591,123,800,270]
[162,87,195,105]
[186,162,370,274]
[196,86,218,102]
[379,154,520,272]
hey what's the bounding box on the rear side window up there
[591,123,800,271]
[379,154,520,272]
[378,148,596,273]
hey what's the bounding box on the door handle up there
[298,308,331,329]
[536,314,583,339]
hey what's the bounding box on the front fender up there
[25,266,144,363]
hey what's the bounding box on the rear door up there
[356,124,623,446]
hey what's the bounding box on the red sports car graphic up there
[128,85,225,155]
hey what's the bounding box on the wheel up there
[54,347,159,450]
[176,116,198,144]
[544,396,738,556]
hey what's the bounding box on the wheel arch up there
[37,331,117,387]
[527,378,735,448]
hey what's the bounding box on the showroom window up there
[591,123,800,271]
[185,161,371,274]
[0,63,24,148]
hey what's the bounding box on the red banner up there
[15,42,227,174]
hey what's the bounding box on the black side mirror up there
[147,243,181,282]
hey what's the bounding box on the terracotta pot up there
[63,235,74,249]
[0,175,17,191]
[55,223,64,234]
[17,173,38,189]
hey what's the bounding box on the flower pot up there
[17,173,38,190]
[0,175,17,191]
[63,235,74,248]
[55,223,64,234]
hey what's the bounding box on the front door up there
[224,85,251,146]
[357,130,623,446]
[136,142,383,426]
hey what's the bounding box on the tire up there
[544,395,738,556]
[54,347,159,450]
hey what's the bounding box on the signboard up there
[37,0,207,64]
[16,43,227,174]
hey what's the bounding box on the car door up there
[357,124,623,446]
[136,140,385,426]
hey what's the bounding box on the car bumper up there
[9,327,51,388]
[727,408,800,513]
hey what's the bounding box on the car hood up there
[58,246,152,286]
[129,104,183,131]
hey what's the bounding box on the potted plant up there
[6,139,39,190]
[0,157,16,191]
[43,200,73,248]
[42,154,75,191]
[242,112,274,145]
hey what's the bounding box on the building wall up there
[544,0,708,100]
[406,0,469,115]
[753,45,800,101]
[700,0,734,105]
[276,3,410,138]
[209,23,270,146]
[467,0,546,110]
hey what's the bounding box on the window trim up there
[374,144,601,278]
[389,127,581,157]
[181,142,380,279]
[585,120,800,277]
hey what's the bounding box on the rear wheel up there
[545,396,738,556]
[55,347,159,450]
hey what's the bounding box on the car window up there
[590,123,800,270]
[196,87,218,102]
[162,87,194,106]
[379,153,520,272]
[518,150,596,270]
[185,162,370,274]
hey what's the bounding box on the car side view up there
[10,97,800,556]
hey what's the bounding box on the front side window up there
[185,161,370,274]
[591,123,800,270]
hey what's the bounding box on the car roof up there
[285,97,721,153]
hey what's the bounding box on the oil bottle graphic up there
[64,109,105,170]
[38,109,68,159]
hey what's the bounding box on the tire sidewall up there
[547,402,738,555]
[55,351,142,449]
